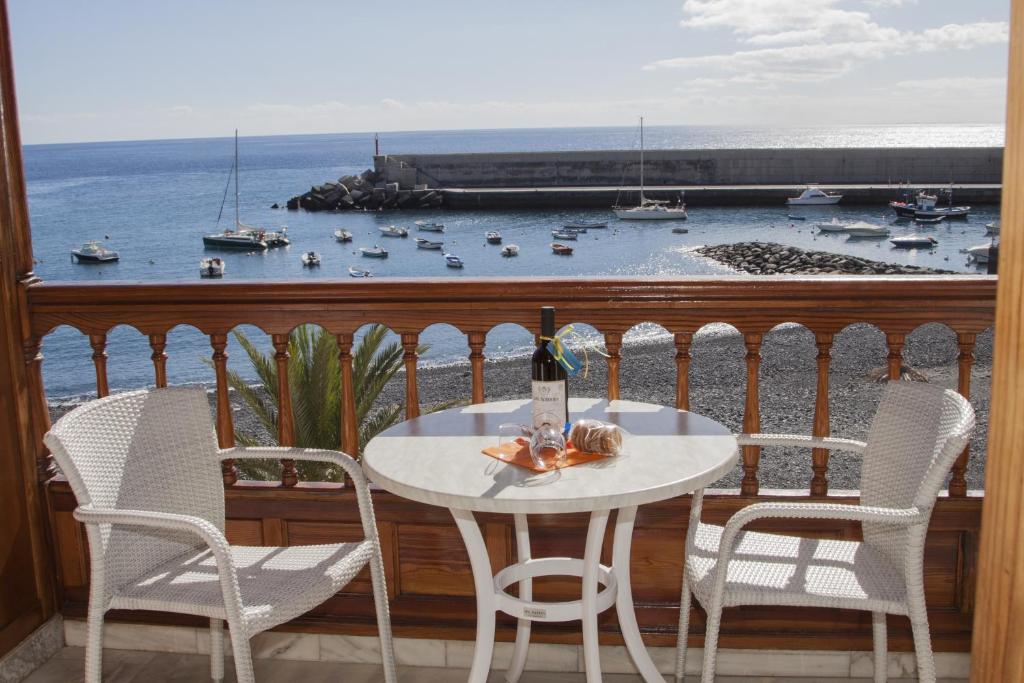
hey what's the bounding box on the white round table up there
[362,398,738,683]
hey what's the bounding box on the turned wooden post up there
[88,333,109,398]
[336,332,358,456]
[741,332,762,496]
[604,332,622,401]
[468,331,486,404]
[674,332,692,411]
[810,332,833,497]
[886,332,906,380]
[23,338,54,482]
[949,332,976,497]
[148,333,167,388]
[272,334,298,487]
[401,332,420,419]
[209,334,236,485]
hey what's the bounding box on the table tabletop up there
[361,398,738,514]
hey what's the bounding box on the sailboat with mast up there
[203,131,288,250]
[613,117,687,220]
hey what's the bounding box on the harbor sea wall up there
[375,147,1003,189]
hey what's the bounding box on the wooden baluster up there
[886,332,905,380]
[23,338,54,482]
[336,333,358,456]
[468,332,486,404]
[811,332,833,497]
[272,334,298,487]
[674,332,692,411]
[604,332,621,401]
[88,333,109,398]
[209,334,236,485]
[149,333,167,388]
[741,333,762,497]
[401,333,420,419]
[949,332,976,497]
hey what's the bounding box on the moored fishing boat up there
[551,243,573,255]
[415,220,445,232]
[348,266,373,278]
[551,229,577,240]
[199,257,224,278]
[486,231,502,244]
[360,245,388,258]
[501,244,519,257]
[301,251,321,267]
[564,221,607,229]
[444,253,464,268]
[71,240,119,263]
[334,229,353,242]
[890,234,938,248]
[379,225,408,237]
[786,185,842,205]
[891,189,970,219]
[415,237,444,250]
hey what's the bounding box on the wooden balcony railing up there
[27,275,995,652]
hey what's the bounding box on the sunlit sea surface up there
[25,124,1003,399]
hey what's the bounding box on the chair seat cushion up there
[114,541,374,634]
[686,523,907,613]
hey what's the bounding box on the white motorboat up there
[787,186,842,206]
[71,240,119,263]
[890,234,938,248]
[379,225,408,237]
[551,230,577,240]
[415,237,444,250]
[444,253,464,268]
[551,243,573,255]
[501,244,519,257]
[486,231,502,244]
[816,218,851,233]
[360,245,388,258]
[613,117,687,221]
[967,242,994,263]
[205,131,281,250]
[348,266,373,278]
[199,257,224,278]
[301,251,321,267]
[334,229,353,242]
[986,221,1000,235]
[415,221,445,232]
[564,221,607,229]
[844,221,890,238]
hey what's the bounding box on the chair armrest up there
[724,501,924,533]
[737,433,867,454]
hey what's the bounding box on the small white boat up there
[379,225,408,237]
[551,230,577,240]
[199,257,224,278]
[360,245,388,258]
[844,221,890,238]
[551,243,573,255]
[564,221,607,229]
[914,216,945,225]
[415,221,445,232]
[415,237,444,250]
[348,266,373,278]
[816,218,851,232]
[501,244,519,257]
[334,229,353,242]
[986,221,1000,235]
[890,234,938,248]
[787,186,842,206]
[671,227,689,234]
[486,231,502,244]
[967,242,994,263]
[301,251,321,267]
[787,214,807,221]
[71,240,119,262]
[444,253,464,268]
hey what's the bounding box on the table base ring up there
[493,557,617,622]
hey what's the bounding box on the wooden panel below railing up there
[46,478,981,652]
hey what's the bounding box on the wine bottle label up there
[532,380,566,429]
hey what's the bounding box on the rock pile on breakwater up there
[696,242,954,275]
[285,169,443,212]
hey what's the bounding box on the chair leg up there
[674,564,693,682]
[228,623,255,683]
[210,619,225,681]
[907,587,936,683]
[369,550,397,683]
[700,596,724,683]
[84,600,105,683]
[872,612,887,683]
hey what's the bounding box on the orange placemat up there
[482,438,608,472]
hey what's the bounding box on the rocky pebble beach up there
[696,242,955,275]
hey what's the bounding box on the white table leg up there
[613,505,664,682]
[506,513,532,683]
[582,509,611,683]
[451,508,497,683]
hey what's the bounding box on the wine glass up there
[529,423,567,471]
[497,423,532,460]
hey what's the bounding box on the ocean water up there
[25,124,1004,400]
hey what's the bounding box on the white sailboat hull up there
[614,207,688,220]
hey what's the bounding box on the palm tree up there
[219,324,423,482]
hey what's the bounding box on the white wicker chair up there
[675,381,975,683]
[44,387,396,683]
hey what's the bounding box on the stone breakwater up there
[696,242,954,275]
[285,168,444,212]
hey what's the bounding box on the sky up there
[8,0,1012,144]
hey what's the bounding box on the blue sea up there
[25,124,1004,401]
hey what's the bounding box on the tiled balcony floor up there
[24,647,969,683]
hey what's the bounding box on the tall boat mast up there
[639,116,645,204]
[234,129,240,230]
